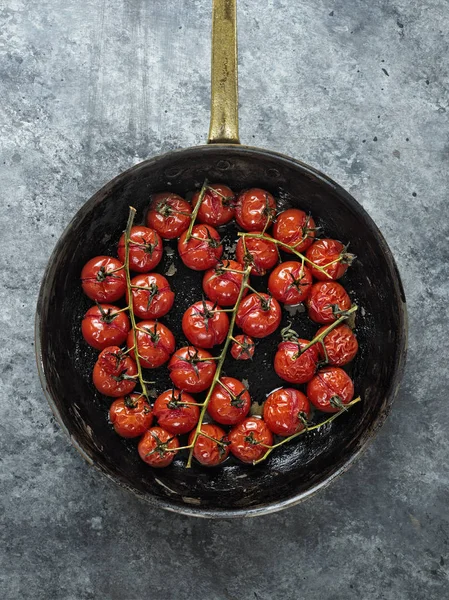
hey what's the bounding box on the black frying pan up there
[35,0,407,517]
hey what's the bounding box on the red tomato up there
[192,183,235,226]
[235,188,276,231]
[178,224,223,271]
[81,256,126,302]
[307,367,354,413]
[316,324,358,366]
[307,281,351,324]
[274,339,319,384]
[138,427,179,467]
[153,389,200,435]
[235,233,278,276]
[231,334,255,360]
[272,209,317,253]
[202,260,247,306]
[188,424,229,466]
[146,192,192,239]
[109,394,153,438]
[127,320,175,368]
[268,261,313,304]
[182,300,229,348]
[236,293,281,338]
[168,346,216,393]
[81,304,130,350]
[228,417,273,463]
[128,273,174,319]
[207,377,251,425]
[92,346,137,397]
[263,388,311,436]
[306,239,354,281]
[118,226,163,273]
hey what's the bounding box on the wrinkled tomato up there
[207,377,251,425]
[178,224,223,271]
[188,424,229,466]
[202,260,247,306]
[235,188,276,231]
[128,273,174,319]
[274,338,319,384]
[236,293,281,338]
[272,208,316,253]
[231,334,255,360]
[307,281,351,324]
[235,233,278,276]
[109,393,153,437]
[192,183,235,226]
[268,261,313,304]
[118,225,163,273]
[92,346,137,397]
[306,238,354,281]
[316,324,358,366]
[81,256,126,302]
[146,192,192,239]
[138,427,179,467]
[263,388,311,436]
[81,304,130,350]
[182,300,229,348]
[307,367,354,413]
[153,388,200,435]
[168,346,216,393]
[228,417,273,463]
[127,320,175,368]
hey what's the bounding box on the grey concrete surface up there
[1,0,448,598]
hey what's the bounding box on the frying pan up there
[35,0,407,517]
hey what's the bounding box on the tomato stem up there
[185,179,209,242]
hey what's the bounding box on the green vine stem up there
[185,179,209,242]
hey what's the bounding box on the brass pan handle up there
[208,0,240,144]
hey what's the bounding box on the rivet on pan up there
[165,167,184,179]
[216,160,231,170]
[266,168,280,178]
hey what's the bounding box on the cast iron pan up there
[35,0,407,517]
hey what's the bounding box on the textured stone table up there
[1,1,448,598]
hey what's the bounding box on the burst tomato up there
[168,346,217,393]
[178,224,223,271]
[188,424,229,466]
[235,188,276,231]
[109,393,153,438]
[138,427,179,467]
[207,377,251,425]
[128,273,174,319]
[231,334,255,360]
[272,209,317,253]
[192,183,235,226]
[306,238,354,281]
[307,367,354,413]
[127,320,175,368]
[118,225,163,273]
[235,233,278,276]
[236,293,281,338]
[307,281,352,324]
[81,304,130,350]
[182,300,229,348]
[263,388,311,436]
[92,346,137,397]
[202,260,247,306]
[153,389,200,435]
[81,256,126,302]
[274,339,319,384]
[146,192,192,239]
[268,261,313,304]
[316,324,358,366]
[228,417,273,463]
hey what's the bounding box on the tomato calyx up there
[329,395,347,411]
[166,388,190,410]
[195,298,217,332]
[280,322,300,343]
[244,431,261,446]
[141,322,160,344]
[175,347,205,379]
[124,394,138,409]
[329,304,352,319]
[288,270,309,293]
[146,431,176,458]
[145,283,159,309]
[298,411,309,430]
[339,244,356,265]
[233,337,254,359]
[95,302,123,324]
[206,185,234,207]
[112,369,137,382]
[262,192,276,221]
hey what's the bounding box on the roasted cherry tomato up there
[272,209,317,253]
[178,224,223,271]
[231,334,255,360]
[316,324,358,366]
[128,273,175,319]
[182,300,229,348]
[168,346,216,393]
[307,367,354,413]
[263,388,311,436]
[228,417,273,463]
[118,225,163,273]
[127,320,175,368]
[235,188,276,231]
[138,427,179,467]
[188,424,229,466]
[306,239,354,281]
[81,256,126,302]
[268,261,313,304]
[207,377,251,425]
[146,192,192,239]
[307,281,351,324]
[274,338,319,384]
[153,389,199,435]
[109,393,153,438]
[236,293,282,338]
[202,260,247,306]
[81,304,130,350]
[235,233,278,276]
[92,346,137,397]
[192,183,235,226]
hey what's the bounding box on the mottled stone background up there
[1,0,448,598]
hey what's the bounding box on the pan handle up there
[208,0,240,144]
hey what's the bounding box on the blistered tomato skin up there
[231,335,255,360]
[92,346,137,397]
[81,256,126,303]
[138,427,179,467]
[235,188,277,231]
[236,293,282,338]
[306,239,353,281]
[235,233,278,276]
[168,346,217,393]
[127,320,175,368]
[81,304,130,350]
[268,261,313,304]
[307,281,351,324]
[273,209,317,253]
[109,394,153,438]
[307,367,354,413]
[229,417,273,463]
[153,389,200,435]
[207,377,251,425]
[192,183,235,226]
[182,300,229,348]
[316,324,358,366]
[274,339,319,384]
[263,388,311,436]
[128,273,175,320]
[117,225,163,273]
[202,260,247,306]
[146,192,192,239]
[188,424,230,466]
[178,224,223,271]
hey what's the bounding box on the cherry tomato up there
[146,192,192,239]
[228,417,273,463]
[272,209,316,253]
[178,224,223,271]
[192,183,235,226]
[263,388,311,436]
[235,233,278,276]
[307,367,354,413]
[182,300,229,348]
[127,320,175,368]
[92,346,137,397]
[307,281,351,324]
[188,424,229,466]
[274,339,319,384]
[231,334,255,360]
[109,393,153,438]
[207,377,251,425]
[168,346,216,393]
[118,226,163,273]
[235,188,276,231]
[81,304,130,350]
[202,260,247,306]
[138,427,179,467]
[236,293,281,338]
[268,261,313,304]
[306,239,354,281]
[81,256,126,302]
[316,324,358,366]
[128,273,175,319]
[153,389,200,435]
